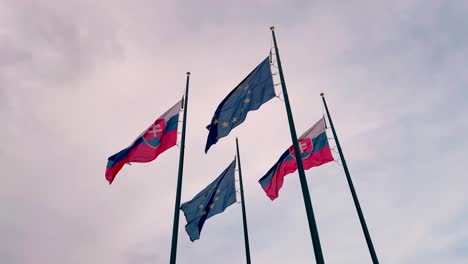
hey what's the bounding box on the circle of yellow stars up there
[212,85,252,128]
[199,189,221,216]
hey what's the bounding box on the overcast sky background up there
[1,0,468,263]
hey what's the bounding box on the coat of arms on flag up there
[105,100,182,184]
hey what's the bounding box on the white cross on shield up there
[289,138,313,158]
[144,119,166,140]
[148,123,163,138]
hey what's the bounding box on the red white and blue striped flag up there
[259,117,334,200]
[105,100,182,184]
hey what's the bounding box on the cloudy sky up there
[1,0,467,263]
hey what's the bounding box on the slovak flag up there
[258,117,334,200]
[105,100,182,184]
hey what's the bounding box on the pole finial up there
[186,72,191,76]
[270,26,275,31]
[320,92,324,97]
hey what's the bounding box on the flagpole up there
[169,72,190,264]
[270,26,325,264]
[320,93,379,264]
[235,137,252,264]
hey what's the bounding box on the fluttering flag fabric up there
[205,57,275,152]
[180,160,237,241]
[258,117,334,200]
[105,100,182,184]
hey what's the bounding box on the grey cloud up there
[1,0,122,87]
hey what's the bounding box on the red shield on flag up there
[142,119,166,147]
[289,138,313,159]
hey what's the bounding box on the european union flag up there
[180,160,237,241]
[205,57,275,152]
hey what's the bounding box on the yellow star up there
[222,121,229,127]
[213,119,219,124]
[232,117,238,122]
[244,86,249,91]
[240,108,244,112]
[216,189,221,193]
[244,98,250,104]
[209,204,215,209]
[247,90,251,94]
[201,211,207,216]
[199,204,204,209]
[215,197,219,201]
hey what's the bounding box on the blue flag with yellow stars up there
[180,160,237,242]
[205,56,275,152]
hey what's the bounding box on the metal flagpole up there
[270,26,325,264]
[169,72,191,264]
[320,93,379,264]
[235,137,252,264]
